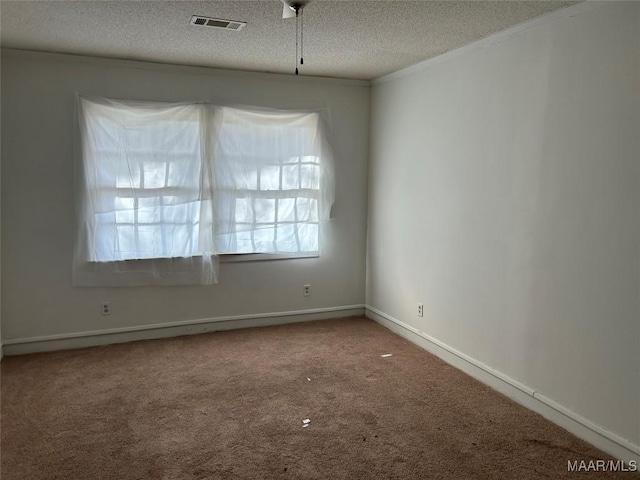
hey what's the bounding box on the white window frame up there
[73,96,333,286]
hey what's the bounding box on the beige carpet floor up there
[1,317,635,479]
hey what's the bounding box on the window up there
[213,107,323,255]
[80,99,212,262]
[73,97,334,286]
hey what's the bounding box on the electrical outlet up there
[101,302,111,316]
[303,284,311,297]
[417,303,424,317]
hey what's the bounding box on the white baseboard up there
[2,305,365,356]
[365,305,640,465]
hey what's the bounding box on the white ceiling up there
[1,1,578,80]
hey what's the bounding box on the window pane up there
[115,161,141,189]
[237,169,258,190]
[211,108,323,256]
[278,198,296,222]
[254,198,276,223]
[254,227,275,251]
[166,225,193,255]
[282,165,299,190]
[162,195,185,207]
[115,209,134,224]
[115,197,134,210]
[296,198,318,222]
[94,216,116,262]
[162,203,188,224]
[116,225,137,256]
[137,226,157,255]
[300,164,319,189]
[234,198,252,223]
[234,230,255,253]
[143,162,167,189]
[167,160,195,188]
[260,166,281,191]
[80,100,210,265]
[298,223,319,252]
[137,197,157,224]
[275,224,298,252]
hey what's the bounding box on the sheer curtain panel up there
[73,97,218,286]
[73,98,334,287]
[212,107,335,255]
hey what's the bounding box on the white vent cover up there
[190,15,246,31]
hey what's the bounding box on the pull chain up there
[300,7,304,65]
[295,8,299,75]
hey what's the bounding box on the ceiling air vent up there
[190,15,246,31]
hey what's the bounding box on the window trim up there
[73,96,334,287]
[220,252,319,263]
[86,251,320,266]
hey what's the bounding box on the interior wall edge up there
[2,305,365,356]
[365,306,640,465]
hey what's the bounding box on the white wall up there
[368,0,639,459]
[0,51,369,346]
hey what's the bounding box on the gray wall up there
[368,1,639,451]
[1,51,369,341]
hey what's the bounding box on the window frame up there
[74,97,335,287]
[212,107,325,257]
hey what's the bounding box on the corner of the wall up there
[372,0,608,86]
[364,305,640,466]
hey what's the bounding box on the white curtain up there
[212,106,334,254]
[73,97,217,286]
[73,98,334,287]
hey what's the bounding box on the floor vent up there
[190,15,246,31]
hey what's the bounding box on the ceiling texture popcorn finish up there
[0,1,578,80]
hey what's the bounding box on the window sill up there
[87,252,319,265]
[220,252,319,263]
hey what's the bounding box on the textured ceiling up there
[1,1,578,80]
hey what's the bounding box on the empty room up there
[1,0,639,478]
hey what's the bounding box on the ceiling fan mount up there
[281,0,311,75]
[281,0,310,19]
